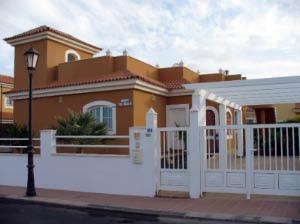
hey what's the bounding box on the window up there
[83,101,116,134]
[246,107,257,124]
[4,96,13,108]
[65,49,80,62]
[67,53,77,62]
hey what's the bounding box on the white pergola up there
[183,75,300,165]
[184,75,300,108]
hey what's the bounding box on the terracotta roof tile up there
[4,25,101,51]
[7,70,167,94]
[161,79,190,89]
[0,75,14,85]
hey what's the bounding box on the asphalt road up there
[0,198,255,224]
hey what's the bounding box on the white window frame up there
[83,100,116,134]
[65,49,81,62]
[4,96,13,109]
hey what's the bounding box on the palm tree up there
[55,111,108,153]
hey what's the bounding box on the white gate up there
[201,124,300,198]
[157,127,189,192]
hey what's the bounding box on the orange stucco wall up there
[14,89,134,135]
[14,39,92,90]
[133,90,166,127]
[58,56,114,82]
[126,57,159,80]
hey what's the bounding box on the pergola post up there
[236,109,244,156]
[188,90,206,198]
[219,103,227,169]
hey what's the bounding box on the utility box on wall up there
[131,131,143,164]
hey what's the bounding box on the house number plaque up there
[132,131,143,164]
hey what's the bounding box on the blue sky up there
[0,0,299,79]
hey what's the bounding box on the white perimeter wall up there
[0,128,157,197]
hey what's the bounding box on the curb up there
[1,195,299,224]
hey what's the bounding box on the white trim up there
[206,106,219,126]
[83,100,116,135]
[166,104,190,127]
[0,83,13,88]
[65,49,81,62]
[4,96,13,109]
[5,31,100,54]
[168,89,193,97]
[0,119,13,124]
[6,79,168,100]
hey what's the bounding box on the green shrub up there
[54,111,108,153]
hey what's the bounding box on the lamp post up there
[24,47,39,197]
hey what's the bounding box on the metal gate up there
[201,124,300,198]
[157,127,189,192]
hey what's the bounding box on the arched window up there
[83,101,116,134]
[206,106,219,125]
[65,49,80,62]
[226,108,233,139]
[226,108,233,125]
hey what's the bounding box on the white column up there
[189,90,206,198]
[245,126,254,199]
[237,110,244,156]
[219,104,227,169]
[146,108,158,131]
[145,108,158,196]
[40,129,56,157]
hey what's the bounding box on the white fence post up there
[219,104,227,169]
[40,130,56,156]
[245,126,253,199]
[146,108,159,196]
[237,110,244,156]
[189,90,206,198]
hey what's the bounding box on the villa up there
[1,25,299,199]
[4,26,280,135]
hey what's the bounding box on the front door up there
[166,104,189,165]
[166,104,189,128]
[167,104,189,149]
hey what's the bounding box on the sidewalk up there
[0,185,299,224]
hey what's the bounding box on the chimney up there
[106,49,112,56]
[123,49,128,56]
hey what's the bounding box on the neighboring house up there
[4,26,273,134]
[274,103,300,122]
[0,75,14,125]
[244,103,300,124]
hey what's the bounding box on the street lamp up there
[24,47,39,197]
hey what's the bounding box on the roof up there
[161,78,190,89]
[4,25,102,52]
[7,70,167,94]
[0,75,14,85]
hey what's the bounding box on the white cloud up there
[0,0,299,79]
